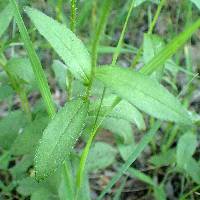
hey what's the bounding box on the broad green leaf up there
[102,119,133,144]
[17,171,61,197]
[177,132,197,169]
[17,177,40,196]
[11,116,49,155]
[31,188,57,200]
[111,100,146,130]
[154,184,166,200]
[35,98,88,180]
[141,19,200,75]
[190,0,200,10]
[0,151,11,170]
[149,148,176,167]
[87,142,116,172]
[118,141,135,161]
[52,60,68,90]
[0,84,13,101]
[143,34,165,64]
[0,3,13,37]
[96,66,191,125]
[10,155,33,180]
[7,57,36,89]
[184,157,200,184]
[25,7,91,83]
[90,96,146,130]
[0,111,27,149]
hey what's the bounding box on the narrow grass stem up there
[112,0,135,65]
[10,0,56,118]
[179,185,200,200]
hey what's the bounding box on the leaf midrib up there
[36,100,85,175]
[97,69,188,122]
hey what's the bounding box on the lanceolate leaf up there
[35,98,89,180]
[25,7,91,83]
[96,66,191,125]
[0,3,13,37]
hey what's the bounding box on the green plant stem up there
[76,87,106,196]
[86,0,113,98]
[131,0,166,68]
[97,121,161,200]
[179,185,200,200]
[66,0,77,101]
[10,0,56,118]
[77,0,135,192]
[112,0,135,65]
[76,1,113,192]
[70,0,76,32]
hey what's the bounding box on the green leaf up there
[184,157,200,184]
[31,188,57,200]
[143,34,165,64]
[102,119,133,144]
[87,142,116,172]
[0,3,13,37]
[35,98,89,180]
[0,84,14,101]
[96,66,191,125]
[11,116,49,156]
[0,151,11,170]
[7,57,36,89]
[154,184,166,200]
[118,141,135,161]
[177,132,197,169]
[90,96,146,130]
[149,148,176,167]
[190,0,200,10]
[10,155,33,180]
[25,7,91,83]
[52,60,68,90]
[0,111,27,149]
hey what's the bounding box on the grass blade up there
[140,18,200,75]
[10,0,56,118]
